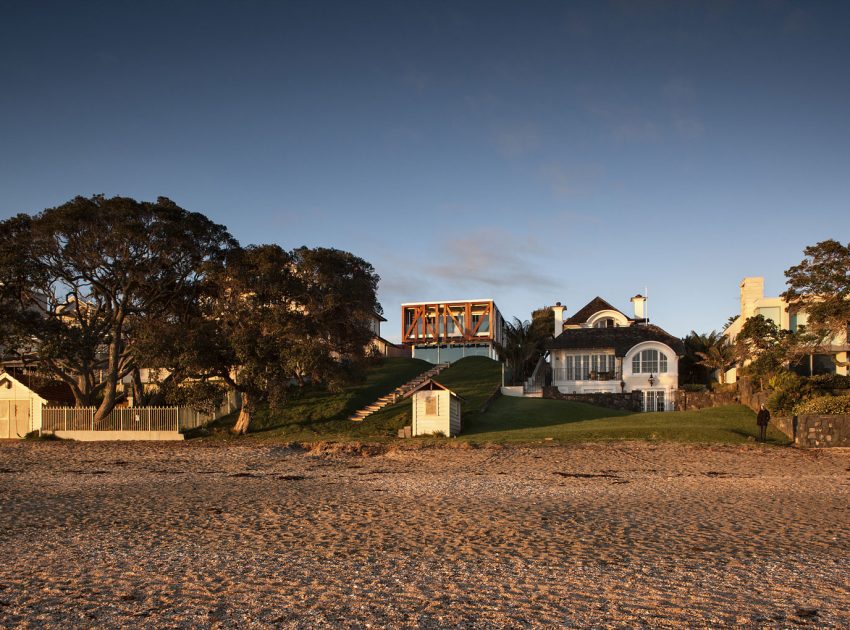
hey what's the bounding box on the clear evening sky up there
[2,1,849,341]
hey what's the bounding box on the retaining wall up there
[542,387,642,412]
[772,414,850,448]
[675,389,739,411]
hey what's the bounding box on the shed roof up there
[407,379,464,400]
[546,324,685,356]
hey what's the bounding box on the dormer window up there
[594,318,615,328]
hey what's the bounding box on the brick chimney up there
[552,302,565,337]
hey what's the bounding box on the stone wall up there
[542,387,642,412]
[675,389,739,411]
[772,414,850,448]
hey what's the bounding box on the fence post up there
[91,408,94,431]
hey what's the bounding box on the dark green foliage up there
[163,380,227,414]
[795,394,850,415]
[782,239,850,342]
[0,195,235,421]
[681,383,707,392]
[495,317,547,385]
[734,315,800,388]
[807,374,850,390]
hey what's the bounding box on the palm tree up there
[696,336,735,384]
[494,317,545,386]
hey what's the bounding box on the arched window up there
[593,318,615,328]
[632,349,668,373]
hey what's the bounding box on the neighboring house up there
[400,299,506,363]
[723,277,849,383]
[545,295,684,411]
[367,312,410,358]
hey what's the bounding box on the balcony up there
[552,368,622,382]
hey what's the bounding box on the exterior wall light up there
[648,373,656,386]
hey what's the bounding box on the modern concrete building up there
[723,277,849,382]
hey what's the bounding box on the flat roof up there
[401,299,498,307]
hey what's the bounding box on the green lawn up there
[199,355,789,446]
[200,357,431,441]
[460,398,788,445]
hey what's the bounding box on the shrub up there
[681,383,707,392]
[794,395,850,415]
[807,374,850,391]
[765,371,815,414]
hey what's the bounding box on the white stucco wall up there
[550,341,679,411]
[0,373,46,437]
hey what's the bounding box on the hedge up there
[794,395,850,415]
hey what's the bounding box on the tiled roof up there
[564,296,630,325]
[546,324,685,356]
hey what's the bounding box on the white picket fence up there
[42,407,179,432]
[42,391,240,433]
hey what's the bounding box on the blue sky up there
[2,1,849,341]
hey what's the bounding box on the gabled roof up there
[564,296,630,326]
[0,372,48,403]
[546,324,685,356]
[407,379,464,400]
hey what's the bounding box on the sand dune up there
[1,441,848,627]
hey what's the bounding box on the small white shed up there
[410,379,463,437]
[0,372,46,439]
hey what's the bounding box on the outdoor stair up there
[348,363,451,422]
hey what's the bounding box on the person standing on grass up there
[756,404,770,443]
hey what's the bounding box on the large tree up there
[782,239,850,345]
[156,244,381,435]
[734,315,800,388]
[0,195,235,421]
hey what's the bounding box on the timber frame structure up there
[401,300,505,359]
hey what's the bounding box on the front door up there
[642,390,666,412]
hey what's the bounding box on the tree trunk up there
[231,391,252,435]
[132,368,145,406]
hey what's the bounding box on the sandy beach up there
[1,440,848,628]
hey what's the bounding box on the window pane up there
[632,355,640,373]
[659,353,668,373]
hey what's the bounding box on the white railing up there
[42,389,241,434]
[42,407,179,432]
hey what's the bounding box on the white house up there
[545,296,684,411]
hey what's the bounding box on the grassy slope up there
[204,355,789,446]
[361,356,503,434]
[214,357,431,441]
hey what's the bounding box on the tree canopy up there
[0,195,235,421]
[0,196,382,433]
[782,239,850,343]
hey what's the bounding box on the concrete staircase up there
[348,363,451,422]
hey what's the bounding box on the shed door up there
[0,402,8,438]
[12,401,31,437]
[0,401,31,438]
